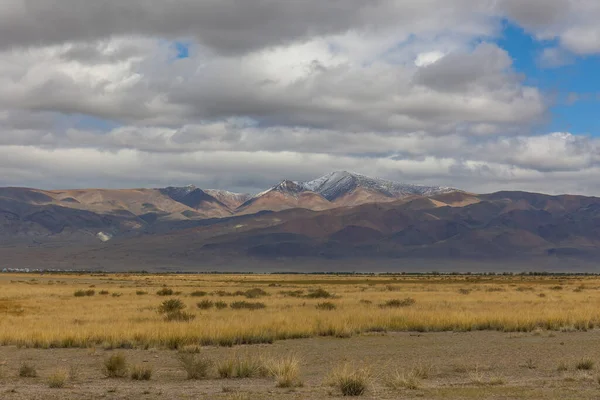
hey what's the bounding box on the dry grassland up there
[0,273,598,349]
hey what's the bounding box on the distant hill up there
[2,173,600,272]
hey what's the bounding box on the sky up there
[1,1,600,195]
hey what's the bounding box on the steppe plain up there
[2,272,600,399]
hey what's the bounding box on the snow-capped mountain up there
[253,180,306,199]
[300,171,455,201]
[241,171,458,213]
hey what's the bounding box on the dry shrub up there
[215,301,228,309]
[305,288,333,299]
[156,288,174,296]
[217,355,264,379]
[74,289,95,297]
[158,298,186,313]
[576,359,595,370]
[316,302,337,310]
[327,364,370,396]
[130,364,153,380]
[264,354,303,387]
[19,362,37,377]
[230,301,266,310]
[244,288,268,298]
[47,368,68,388]
[386,370,420,390]
[178,354,212,379]
[197,300,214,310]
[164,310,195,322]
[103,353,128,378]
[380,298,416,308]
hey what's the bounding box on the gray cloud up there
[0,0,495,54]
[0,1,599,196]
[498,0,600,55]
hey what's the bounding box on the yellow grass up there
[0,273,599,349]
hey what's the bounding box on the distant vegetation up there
[1,273,600,350]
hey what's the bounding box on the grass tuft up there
[197,300,214,310]
[327,364,370,396]
[230,301,266,310]
[47,368,68,388]
[178,354,212,379]
[156,288,174,296]
[130,364,153,380]
[103,353,128,378]
[576,358,595,370]
[386,370,421,390]
[264,354,303,387]
[379,298,416,308]
[316,302,337,310]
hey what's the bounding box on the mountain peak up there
[300,171,455,201]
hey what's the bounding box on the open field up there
[1,273,600,349]
[3,273,600,398]
[3,331,600,398]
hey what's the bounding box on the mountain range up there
[1,171,600,272]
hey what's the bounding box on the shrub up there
[386,371,420,390]
[217,359,235,378]
[244,288,268,298]
[99,290,110,295]
[164,310,196,322]
[136,290,148,295]
[550,286,564,291]
[130,364,153,381]
[158,298,186,314]
[217,356,265,379]
[279,290,304,297]
[316,302,337,310]
[380,298,416,308]
[576,359,595,370]
[327,364,370,396]
[230,301,266,310]
[265,355,303,388]
[178,354,212,379]
[557,362,569,372]
[197,300,214,310]
[19,362,37,377]
[157,288,174,296]
[74,289,95,297]
[103,353,128,378]
[305,288,333,299]
[112,292,122,297]
[47,369,68,388]
[235,356,263,378]
[458,289,471,295]
[516,286,535,292]
[215,301,228,309]
[190,291,208,297]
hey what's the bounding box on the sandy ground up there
[2,331,600,399]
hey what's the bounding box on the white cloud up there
[415,51,445,67]
[0,1,599,195]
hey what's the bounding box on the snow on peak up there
[253,180,304,199]
[251,171,456,202]
[300,171,455,201]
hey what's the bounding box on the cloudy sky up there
[1,0,600,195]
